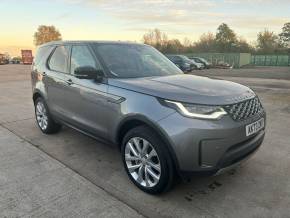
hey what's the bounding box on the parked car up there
[11,57,21,64]
[166,55,197,72]
[214,61,233,69]
[190,57,212,69]
[188,58,205,70]
[0,54,7,65]
[32,41,266,194]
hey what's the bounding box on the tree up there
[33,25,62,46]
[142,28,168,51]
[193,32,217,52]
[257,29,279,53]
[215,23,238,52]
[236,37,254,53]
[164,39,183,53]
[279,22,290,48]
[183,37,192,47]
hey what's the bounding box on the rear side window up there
[49,46,70,73]
[70,45,102,74]
[34,46,54,67]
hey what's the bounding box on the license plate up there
[246,118,264,136]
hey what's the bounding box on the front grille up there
[223,97,264,121]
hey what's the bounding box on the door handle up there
[66,79,73,85]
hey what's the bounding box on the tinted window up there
[70,45,101,74]
[94,44,182,78]
[49,46,70,73]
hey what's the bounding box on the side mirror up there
[74,66,104,81]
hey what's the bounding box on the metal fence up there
[180,53,290,68]
[182,53,251,68]
[251,55,290,66]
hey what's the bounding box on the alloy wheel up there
[36,101,48,131]
[124,137,161,188]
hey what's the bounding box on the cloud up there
[63,0,290,40]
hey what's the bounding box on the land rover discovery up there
[31,41,266,194]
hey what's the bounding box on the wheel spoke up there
[40,104,44,113]
[137,165,144,183]
[144,166,150,187]
[127,163,141,173]
[37,104,42,114]
[43,119,48,127]
[125,154,140,161]
[141,140,149,155]
[128,142,139,157]
[133,138,142,154]
[41,119,44,128]
[147,167,159,182]
[147,149,157,159]
[147,161,161,173]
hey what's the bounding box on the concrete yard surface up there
[0,123,142,217]
[1,64,290,218]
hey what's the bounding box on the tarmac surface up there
[0,64,290,217]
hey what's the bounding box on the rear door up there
[62,44,109,138]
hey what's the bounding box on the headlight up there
[184,63,190,67]
[163,100,227,120]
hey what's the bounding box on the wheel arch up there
[115,115,180,172]
[33,90,44,104]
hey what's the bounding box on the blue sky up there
[0,0,289,55]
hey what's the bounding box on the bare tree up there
[142,29,168,48]
[183,37,192,47]
[194,32,217,52]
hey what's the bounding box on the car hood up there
[108,74,255,105]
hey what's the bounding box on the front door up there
[62,44,109,138]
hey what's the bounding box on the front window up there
[93,44,183,78]
[70,45,103,74]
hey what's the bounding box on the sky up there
[0,0,289,56]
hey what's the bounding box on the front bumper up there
[157,111,266,177]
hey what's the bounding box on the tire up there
[121,126,175,194]
[34,97,62,134]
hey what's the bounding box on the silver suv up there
[31,41,266,194]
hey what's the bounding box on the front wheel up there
[121,126,175,194]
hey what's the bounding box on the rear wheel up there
[34,97,61,134]
[121,126,175,194]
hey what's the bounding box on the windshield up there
[193,58,202,63]
[94,44,183,78]
[180,55,193,63]
[200,58,209,64]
